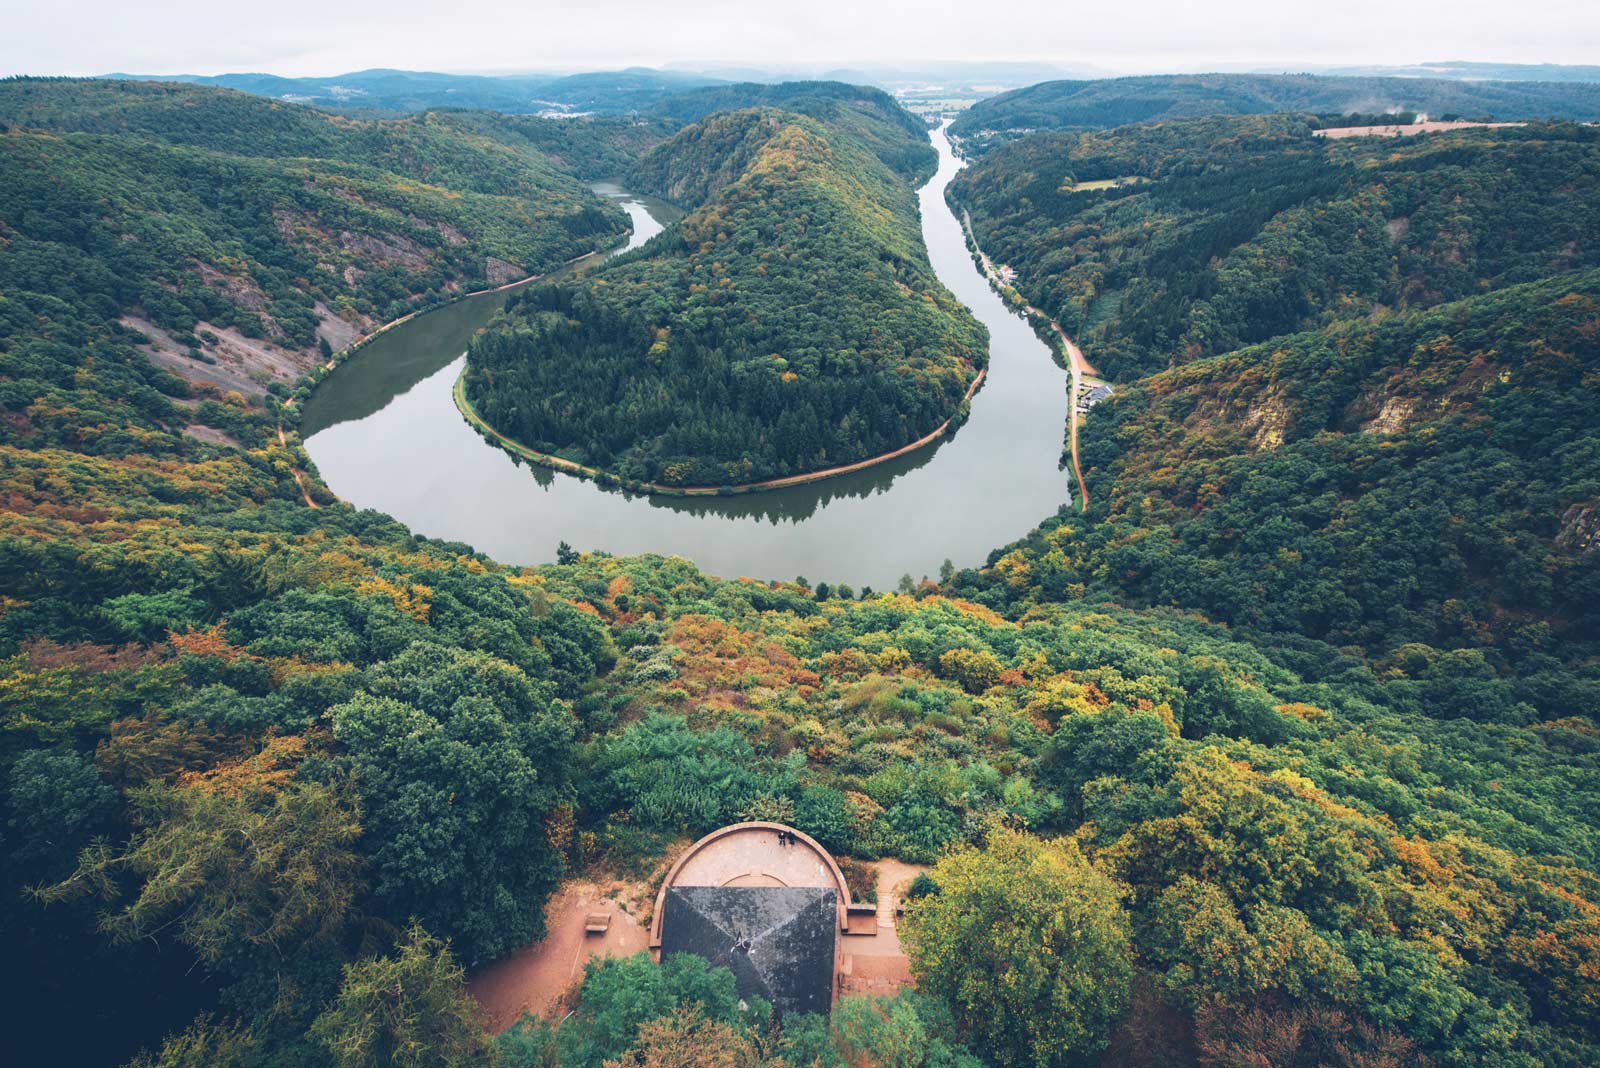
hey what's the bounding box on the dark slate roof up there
[660,886,836,1017]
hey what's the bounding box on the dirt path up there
[275,425,321,508]
[453,364,987,497]
[963,214,1095,511]
[468,880,651,1033]
[1055,330,1092,511]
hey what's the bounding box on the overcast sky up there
[5,0,1599,78]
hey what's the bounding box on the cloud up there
[3,0,1598,77]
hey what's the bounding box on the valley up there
[299,126,1073,588]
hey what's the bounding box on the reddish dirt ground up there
[468,881,652,1033]
[840,859,925,997]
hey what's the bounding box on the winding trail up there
[963,212,1098,511]
[276,426,321,508]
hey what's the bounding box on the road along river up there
[300,128,1072,589]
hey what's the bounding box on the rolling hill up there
[950,72,1600,147]
[950,116,1600,379]
[463,106,984,488]
[101,66,728,115]
[0,78,635,396]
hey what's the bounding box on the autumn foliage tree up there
[309,924,494,1068]
[900,829,1135,1067]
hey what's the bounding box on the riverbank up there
[279,234,636,505]
[284,239,628,417]
[301,123,1071,587]
[957,209,1097,511]
[453,363,987,498]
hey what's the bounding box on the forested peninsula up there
[461,105,986,489]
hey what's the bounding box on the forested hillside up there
[958,271,1600,720]
[952,117,1600,379]
[0,78,633,396]
[463,107,985,487]
[648,80,939,181]
[950,72,1600,145]
[3,71,1599,1068]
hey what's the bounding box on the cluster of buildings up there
[1076,382,1114,414]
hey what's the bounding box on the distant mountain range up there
[951,72,1600,144]
[1319,60,1600,83]
[99,63,1600,126]
[97,62,1117,117]
[101,66,730,115]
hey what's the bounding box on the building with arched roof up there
[650,822,899,1015]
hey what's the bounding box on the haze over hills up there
[951,72,1600,143]
[101,66,731,115]
[1320,60,1600,83]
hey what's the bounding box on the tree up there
[330,643,576,962]
[40,735,364,967]
[6,747,117,877]
[1145,877,1356,1006]
[309,925,493,1068]
[793,992,983,1068]
[936,648,1004,694]
[604,1006,760,1068]
[899,829,1134,1068]
[557,541,580,566]
[128,1015,260,1068]
[554,951,746,1068]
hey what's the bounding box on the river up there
[300,127,1071,589]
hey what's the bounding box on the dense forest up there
[951,117,1600,378]
[947,112,1599,739]
[648,80,940,182]
[2,72,1599,1068]
[0,78,633,393]
[949,72,1600,146]
[954,271,1600,718]
[463,107,985,487]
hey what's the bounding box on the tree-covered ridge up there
[463,108,986,487]
[104,66,730,117]
[958,271,1600,723]
[649,80,938,182]
[0,78,632,377]
[429,111,679,179]
[951,117,1600,379]
[949,72,1600,145]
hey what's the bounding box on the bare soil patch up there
[468,879,653,1033]
[181,424,240,448]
